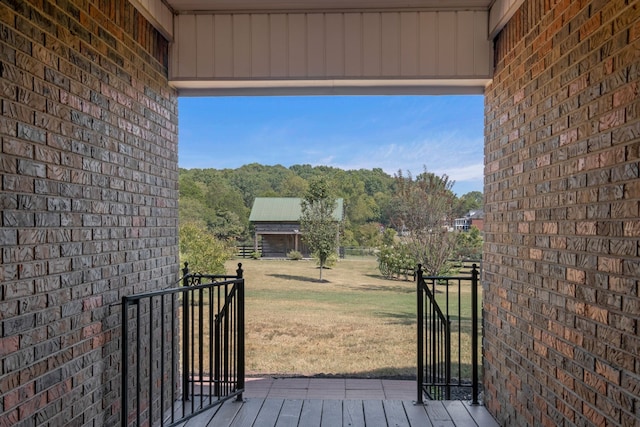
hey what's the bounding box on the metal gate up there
[121,263,245,426]
[417,262,480,404]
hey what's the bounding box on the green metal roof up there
[249,197,344,222]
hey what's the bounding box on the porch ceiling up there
[135,0,523,95]
[165,0,494,13]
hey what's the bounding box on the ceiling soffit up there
[133,0,529,95]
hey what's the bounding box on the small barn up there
[249,197,344,258]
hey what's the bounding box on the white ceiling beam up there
[489,0,525,39]
[130,0,175,40]
[171,78,491,96]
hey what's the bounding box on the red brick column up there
[484,0,640,425]
[0,1,178,425]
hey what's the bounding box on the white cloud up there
[433,163,484,183]
[324,133,483,177]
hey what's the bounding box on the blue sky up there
[178,95,485,196]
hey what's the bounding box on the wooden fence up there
[236,245,262,258]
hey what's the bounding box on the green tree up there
[361,168,393,195]
[389,168,457,275]
[179,169,250,240]
[281,175,308,197]
[454,226,484,260]
[373,191,393,225]
[179,221,236,275]
[340,228,358,247]
[179,197,215,226]
[455,191,483,218]
[228,163,278,206]
[179,175,206,200]
[356,222,383,248]
[203,182,249,239]
[300,177,339,281]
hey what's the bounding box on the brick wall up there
[0,0,178,425]
[484,0,639,425]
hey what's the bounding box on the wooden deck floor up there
[175,378,498,427]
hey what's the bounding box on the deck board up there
[383,400,411,427]
[184,397,497,426]
[253,398,284,426]
[163,379,496,426]
[425,401,457,427]
[320,399,343,427]
[229,398,264,427]
[343,399,366,427]
[204,399,241,426]
[443,401,478,426]
[276,399,304,427]
[462,401,501,427]
[363,400,387,427]
[299,399,323,427]
[403,401,435,427]
[173,399,220,427]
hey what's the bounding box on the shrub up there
[179,221,235,274]
[377,243,415,280]
[287,250,303,260]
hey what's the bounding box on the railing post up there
[471,264,479,405]
[236,263,245,401]
[121,298,129,427]
[416,264,424,404]
[236,263,243,279]
[182,262,190,402]
[445,315,451,400]
[214,305,221,398]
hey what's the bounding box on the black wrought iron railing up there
[416,263,481,404]
[121,263,245,427]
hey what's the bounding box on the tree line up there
[179,163,483,249]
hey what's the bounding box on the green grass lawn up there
[222,256,481,379]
